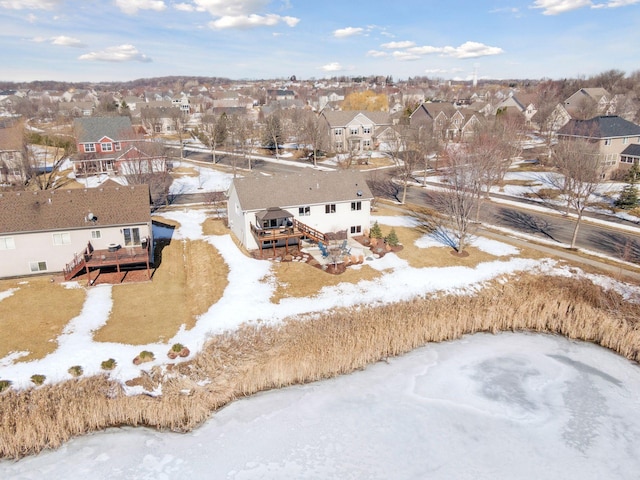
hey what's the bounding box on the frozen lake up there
[2,332,640,479]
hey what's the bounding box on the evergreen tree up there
[385,228,399,246]
[615,163,640,209]
[370,221,383,239]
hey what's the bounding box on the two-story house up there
[556,115,640,179]
[321,111,392,153]
[73,116,167,177]
[227,169,373,256]
[0,185,153,281]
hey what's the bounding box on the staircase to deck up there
[292,219,327,243]
[63,242,92,281]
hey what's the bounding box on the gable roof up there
[557,116,640,139]
[322,111,391,128]
[231,169,373,212]
[0,185,150,235]
[74,116,134,143]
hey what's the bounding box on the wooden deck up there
[64,240,151,284]
[250,219,328,258]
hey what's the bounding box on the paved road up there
[167,152,640,265]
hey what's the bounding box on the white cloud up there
[0,0,60,8]
[32,35,87,47]
[392,51,421,61]
[115,0,167,15]
[193,0,269,16]
[333,27,364,38]
[52,35,86,47]
[174,2,195,11]
[208,13,299,29]
[531,0,592,14]
[320,62,343,72]
[78,44,152,63]
[366,50,388,58]
[381,41,416,49]
[443,41,504,58]
[396,41,504,59]
[594,0,640,6]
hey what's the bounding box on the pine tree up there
[370,221,383,239]
[615,163,640,210]
[385,228,399,247]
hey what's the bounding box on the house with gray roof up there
[0,185,153,280]
[227,169,373,254]
[557,115,640,179]
[321,111,392,153]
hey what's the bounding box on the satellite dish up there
[356,190,363,197]
[86,212,96,222]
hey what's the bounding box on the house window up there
[350,127,359,135]
[363,126,371,134]
[351,201,362,211]
[336,142,343,149]
[84,143,96,153]
[53,232,71,245]
[91,230,101,239]
[623,137,629,144]
[325,204,336,214]
[604,139,611,146]
[350,225,362,234]
[101,142,113,152]
[299,206,310,216]
[123,227,141,246]
[0,237,15,250]
[29,261,47,272]
[262,219,278,229]
[114,142,121,151]
[335,129,343,136]
[363,140,371,148]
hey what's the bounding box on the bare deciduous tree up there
[547,137,604,248]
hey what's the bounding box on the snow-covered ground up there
[2,332,639,479]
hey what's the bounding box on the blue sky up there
[0,0,639,83]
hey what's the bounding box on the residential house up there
[410,102,480,140]
[563,88,615,118]
[0,185,153,280]
[139,105,182,134]
[556,115,640,179]
[493,93,537,126]
[321,111,392,153]
[227,169,373,254]
[0,118,25,185]
[73,116,167,177]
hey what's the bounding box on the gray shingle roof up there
[558,116,640,139]
[0,185,150,234]
[322,111,391,128]
[232,169,373,212]
[74,116,134,143]
[622,144,640,157]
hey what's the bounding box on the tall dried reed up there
[1,274,638,459]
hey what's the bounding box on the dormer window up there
[84,143,96,153]
[101,142,113,152]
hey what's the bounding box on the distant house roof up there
[557,116,640,139]
[622,144,640,158]
[73,116,134,143]
[0,185,150,234]
[231,169,373,212]
[322,111,391,127]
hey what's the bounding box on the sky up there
[0,0,639,83]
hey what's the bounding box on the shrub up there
[524,188,561,200]
[370,221,383,239]
[134,350,155,365]
[0,380,11,393]
[171,343,184,353]
[68,365,83,377]
[101,359,117,370]
[385,229,400,247]
[30,374,46,386]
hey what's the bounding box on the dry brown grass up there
[202,217,230,236]
[0,278,85,362]
[1,273,639,459]
[270,261,381,302]
[93,239,229,345]
[171,166,199,177]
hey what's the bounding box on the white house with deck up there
[0,185,153,280]
[227,169,373,255]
